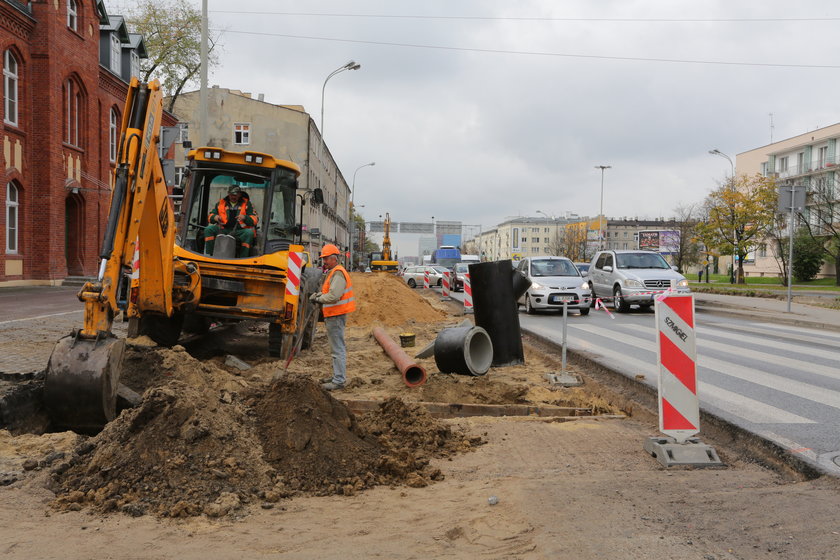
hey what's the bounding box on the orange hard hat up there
[319,243,341,258]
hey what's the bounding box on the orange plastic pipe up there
[372,327,427,388]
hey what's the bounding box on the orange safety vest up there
[210,198,259,228]
[321,265,356,317]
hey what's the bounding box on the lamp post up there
[709,149,738,283]
[595,165,611,250]
[349,162,375,268]
[320,60,360,142]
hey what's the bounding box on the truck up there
[43,79,323,432]
[431,245,461,269]
[369,212,399,272]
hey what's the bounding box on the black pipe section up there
[469,260,530,367]
[434,325,493,376]
[100,165,128,260]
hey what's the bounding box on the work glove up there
[309,293,320,303]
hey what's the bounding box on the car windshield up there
[616,252,670,269]
[530,259,578,277]
[432,266,448,274]
[455,264,468,272]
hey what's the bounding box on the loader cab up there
[177,148,302,257]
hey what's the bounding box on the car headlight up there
[530,281,544,290]
[624,279,644,288]
[580,281,590,290]
[677,279,689,288]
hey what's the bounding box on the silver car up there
[516,257,591,315]
[402,265,446,288]
[588,250,690,312]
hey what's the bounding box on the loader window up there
[265,170,298,245]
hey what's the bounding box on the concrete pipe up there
[433,325,493,376]
[372,327,427,387]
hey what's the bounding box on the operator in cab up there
[204,185,259,257]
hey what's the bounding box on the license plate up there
[551,294,576,303]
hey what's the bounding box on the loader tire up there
[268,322,284,358]
[182,313,211,334]
[138,313,184,347]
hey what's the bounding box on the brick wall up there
[0,1,175,284]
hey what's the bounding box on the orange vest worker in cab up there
[309,243,356,390]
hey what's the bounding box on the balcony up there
[769,155,838,179]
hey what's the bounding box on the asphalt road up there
[0,286,80,323]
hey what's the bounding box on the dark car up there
[450,262,470,292]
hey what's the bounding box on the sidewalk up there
[693,291,840,332]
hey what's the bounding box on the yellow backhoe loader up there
[369,212,399,272]
[44,79,323,432]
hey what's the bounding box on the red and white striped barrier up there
[655,293,698,443]
[130,237,140,281]
[423,268,430,289]
[441,270,451,298]
[463,273,473,313]
[285,251,303,298]
[594,298,615,319]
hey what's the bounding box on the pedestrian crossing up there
[524,314,840,473]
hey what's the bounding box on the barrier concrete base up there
[644,436,724,468]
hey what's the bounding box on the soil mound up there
[348,272,447,327]
[50,369,476,518]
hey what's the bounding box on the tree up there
[550,222,590,262]
[792,228,825,282]
[122,0,221,112]
[799,175,840,285]
[669,205,703,273]
[696,174,778,284]
[761,211,794,285]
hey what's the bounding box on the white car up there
[588,250,690,312]
[402,266,446,288]
[516,257,591,315]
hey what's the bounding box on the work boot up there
[321,381,345,391]
[319,377,333,384]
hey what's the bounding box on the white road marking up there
[696,323,840,362]
[0,310,82,326]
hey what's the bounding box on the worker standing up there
[310,244,356,391]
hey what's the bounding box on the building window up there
[234,123,250,145]
[531,237,539,243]
[778,156,788,173]
[67,0,78,31]
[174,166,185,186]
[64,79,82,147]
[3,50,18,126]
[797,152,805,173]
[6,182,19,254]
[818,146,828,168]
[110,33,121,74]
[130,51,140,79]
[177,122,189,143]
[109,108,118,162]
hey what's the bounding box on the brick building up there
[1,0,173,286]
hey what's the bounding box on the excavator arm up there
[45,79,178,432]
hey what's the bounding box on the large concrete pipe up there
[469,260,529,367]
[372,327,427,387]
[433,325,493,376]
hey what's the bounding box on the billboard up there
[639,230,680,254]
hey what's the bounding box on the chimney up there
[258,93,265,102]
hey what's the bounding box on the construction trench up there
[0,272,828,523]
[0,272,629,518]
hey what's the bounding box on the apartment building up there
[169,88,351,255]
[737,123,840,279]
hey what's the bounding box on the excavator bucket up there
[44,335,125,433]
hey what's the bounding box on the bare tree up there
[669,204,703,273]
[799,175,840,285]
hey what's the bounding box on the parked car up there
[402,265,446,288]
[574,262,590,276]
[588,250,690,312]
[515,256,591,315]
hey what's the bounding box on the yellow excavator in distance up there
[44,79,323,432]
[368,212,399,272]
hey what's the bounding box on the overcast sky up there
[134,1,840,252]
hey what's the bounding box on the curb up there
[693,302,840,333]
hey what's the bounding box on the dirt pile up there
[49,367,477,518]
[347,272,448,327]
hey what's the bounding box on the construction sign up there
[654,293,699,443]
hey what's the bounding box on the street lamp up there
[349,162,375,268]
[320,60,361,141]
[536,210,555,220]
[709,149,738,283]
[595,165,611,250]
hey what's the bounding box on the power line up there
[213,29,840,70]
[209,11,840,23]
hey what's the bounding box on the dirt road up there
[1,274,839,559]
